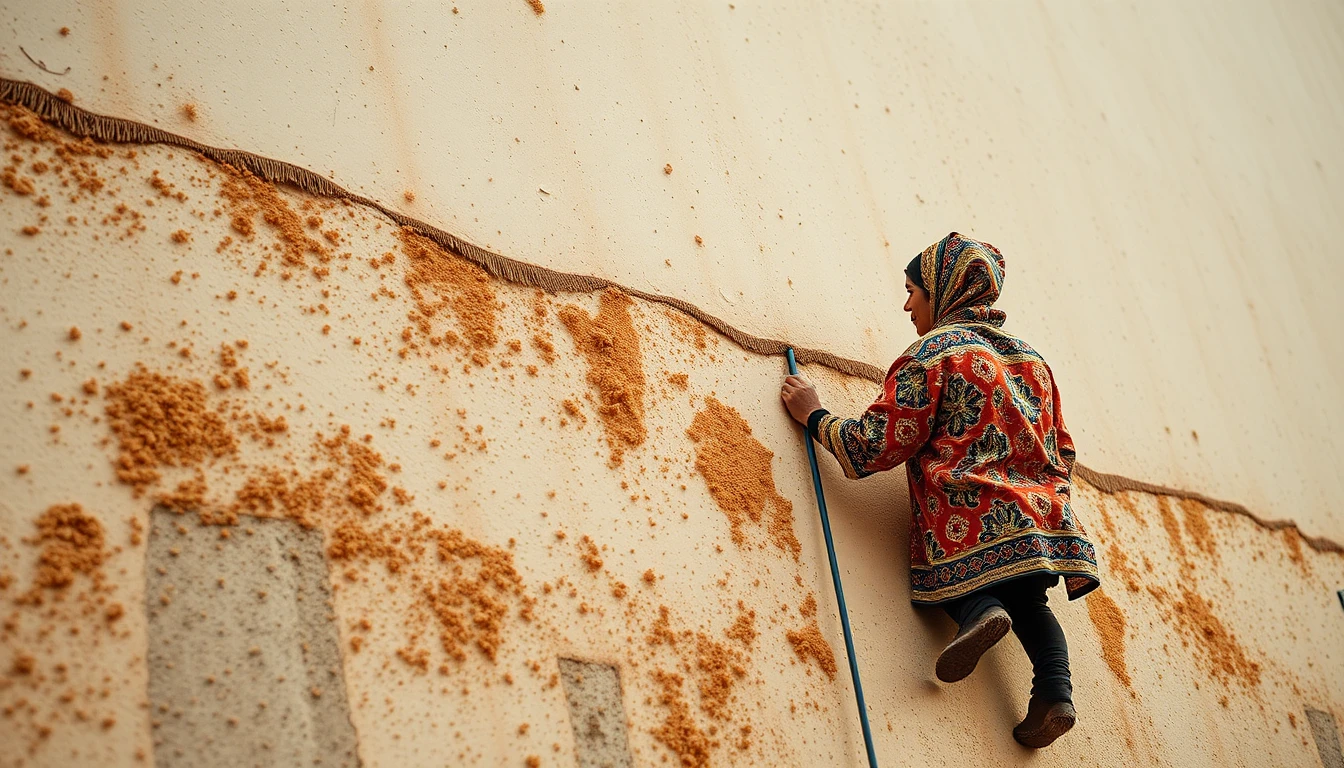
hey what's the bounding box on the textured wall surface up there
[0,1,1342,767]
[4,0,1342,535]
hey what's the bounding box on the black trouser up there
[941,572,1072,703]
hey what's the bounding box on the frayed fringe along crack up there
[1074,465,1341,554]
[0,78,878,381]
[4,77,1339,557]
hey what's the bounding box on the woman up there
[780,233,1100,749]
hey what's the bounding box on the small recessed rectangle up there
[145,508,360,767]
[558,658,634,768]
[1307,707,1344,768]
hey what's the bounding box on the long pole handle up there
[786,348,879,768]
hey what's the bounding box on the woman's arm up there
[780,360,941,479]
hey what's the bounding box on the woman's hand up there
[780,375,823,425]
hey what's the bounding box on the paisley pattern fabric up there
[815,233,1101,604]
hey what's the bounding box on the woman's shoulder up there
[895,324,1014,366]
[887,326,1052,387]
[925,323,1045,368]
[887,331,948,377]
[885,325,986,381]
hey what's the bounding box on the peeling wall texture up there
[1,2,1342,767]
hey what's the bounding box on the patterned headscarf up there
[916,232,1007,329]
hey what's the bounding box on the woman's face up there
[904,276,933,336]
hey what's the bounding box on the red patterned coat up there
[812,234,1100,604]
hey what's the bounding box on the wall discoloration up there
[2,77,1336,558]
[0,75,1341,767]
[9,1,1344,539]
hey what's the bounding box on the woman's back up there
[801,233,1100,604]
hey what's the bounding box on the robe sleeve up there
[813,357,941,479]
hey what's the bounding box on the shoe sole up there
[935,611,1012,683]
[1014,706,1076,749]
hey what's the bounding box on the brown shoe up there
[935,605,1011,683]
[1013,696,1076,748]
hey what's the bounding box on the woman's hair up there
[904,254,927,292]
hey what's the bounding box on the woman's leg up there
[996,574,1072,703]
[942,588,1006,628]
[937,586,1013,683]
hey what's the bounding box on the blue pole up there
[786,348,879,768]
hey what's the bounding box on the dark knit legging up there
[941,572,1072,703]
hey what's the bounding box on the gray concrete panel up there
[145,509,359,767]
[558,658,633,768]
[1308,707,1343,768]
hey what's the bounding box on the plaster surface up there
[0,128,1338,766]
[2,0,1342,535]
[0,2,1342,767]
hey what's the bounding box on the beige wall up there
[6,0,1343,536]
[1,1,1343,766]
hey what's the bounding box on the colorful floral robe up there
[811,233,1101,604]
